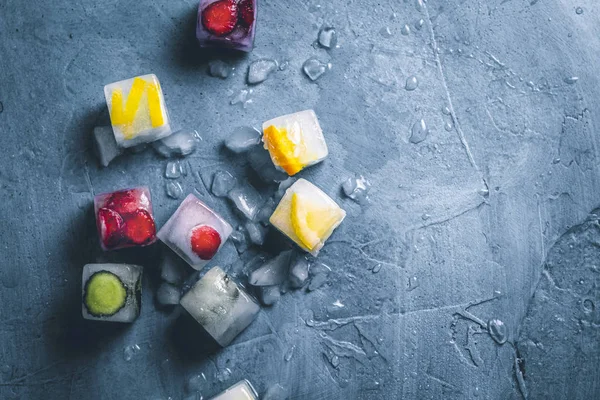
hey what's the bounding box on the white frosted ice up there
[318,27,337,49]
[247,59,278,84]
[209,380,258,400]
[157,282,180,305]
[180,267,260,347]
[245,221,266,245]
[227,184,264,220]
[93,126,123,167]
[289,256,309,288]
[153,129,198,158]
[249,250,293,286]
[212,170,237,197]
[259,285,281,306]
[302,58,328,81]
[224,126,261,153]
[208,60,232,79]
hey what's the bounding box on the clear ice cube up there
[302,58,328,81]
[289,255,309,288]
[93,126,123,167]
[165,160,182,179]
[259,285,281,306]
[157,282,180,306]
[227,184,264,220]
[255,197,276,225]
[318,27,337,49]
[342,175,371,204]
[247,59,278,84]
[249,250,293,286]
[166,181,184,199]
[224,126,261,153]
[180,267,260,347]
[212,170,237,197]
[208,60,232,79]
[230,226,249,254]
[209,380,258,400]
[245,221,266,245]
[153,129,199,158]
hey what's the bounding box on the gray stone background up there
[0,0,598,399]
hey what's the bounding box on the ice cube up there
[153,129,199,158]
[157,282,180,305]
[180,267,260,347]
[249,250,293,286]
[196,0,257,52]
[342,175,371,204]
[318,27,337,49]
[212,170,237,197]
[302,58,328,81]
[166,181,184,199]
[263,384,290,400]
[158,194,233,270]
[208,60,232,79]
[82,263,143,323]
[93,126,123,167]
[247,59,278,84]
[259,285,281,306]
[104,74,172,148]
[247,146,289,182]
[245,221,266,245]
[308,262,331,291]
[165,160,182,179]
[209,380,258,400]
[227,184,264,220]
[288,255,309,288]
[262,110,328,176]
[255,198,276,225]
[224,126,261,154]
[160,251,187,284]
[230,226,249,254]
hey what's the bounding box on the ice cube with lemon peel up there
[262,110,328,176]
[104,74,172,148]
[270,178,345,256]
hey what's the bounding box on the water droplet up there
[341,175,371,204]
[331,355,340,367]
[318,26,337,48]
[379,27,392,38]
[230,89,253,108]
[405,76,419,91]
[372,264,382,274]
[215,367,232,382]
[407,276,419,291]
[487,319,508,345]
[564,76,579,84]
[409,119,428,144]
[415,19,425,30]
[442,106,451,115]
[400,24,411,36]
[123,344,141,361]
[582,299,595,313]
[166,181,183,199]
[302,58,328,81]
[552,157,561,164]
[444,121,453,131]
[284,345,296,361]
[415,0,424,12]
[278,60,289,71]
[575,6,584,15]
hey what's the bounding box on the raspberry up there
[123,209,156,245]
[190,225,222,260]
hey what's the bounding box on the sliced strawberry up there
[123,209,156,245]
[201,0,238,36]
[104,189,147,215]
[190,225,222,260]
[97,208,124,249]
[238,0,254,27]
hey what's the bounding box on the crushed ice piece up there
[255,198,276,225]
[230,89,253,108]
[308,262,331,291]
[401,24,411,35]
[224,126,261,153]
[157,282,180,305]
[289,256,309,288]
[208,60,232,79]
[247,146,288,182]
[442,106,451,115]
[409,119,428,143]
[379,27,392,38]
[259,285,281,306]
[165,160,182,179]
[247,59,278,84]
[160,252,187,284]
[487,319,508,345]
[249,250,293,286]
[444,121,453,131]
[263,384,289,400]
[405,76,419,91]
[302,58,328,81]
[227,183,264,219]
[372,264,382,273]
[166,181,184,199]
[245,221,266,245]
[318,26,337,48]
[93,126,123,167]
[123,344,141,361]
[564,76,579,84]
[231,226,249,254]
[212,170,237,197]
[342,175,371,204]
[153,129,198,158]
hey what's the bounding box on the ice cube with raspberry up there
[94,187,157,251]
[157,194,233,270]
[196,0,257,52]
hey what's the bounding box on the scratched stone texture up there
[0,0,599,399]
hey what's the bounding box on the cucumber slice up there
[84,271,127,316]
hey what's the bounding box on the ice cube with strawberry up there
[94,187,157,251]
[196,0,257,52]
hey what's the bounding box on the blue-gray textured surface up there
[0,0,599,399]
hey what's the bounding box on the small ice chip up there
[245,221,266,245]
[224,126,262,154]
[227,184,264,220]
[157,282,180,305]
[379,27,393,38]
[165,161,181,179]
[166,181,184,199]
[318,27,337,49]
[249,250,293,286]
[342,175,371,204]
[259,285,281,306]
[263,383,290,400]
[153,129,199,158]
[255,197,276,225]
[302,58,328,81]
[247,59,278,84]
[212,170,237,197]
[208,60,232,79]
[288,256,309,288]
[93,126,123,167]
[230,227,249,254]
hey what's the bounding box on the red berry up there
[104,189,148,215]
[201,0,238,36]
[97,208,124,248]
[238,0,254,27]
[123,209,156,245]
[190,225,221,260]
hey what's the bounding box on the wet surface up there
[0,0,599,399]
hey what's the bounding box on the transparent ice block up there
[196,0,257,52]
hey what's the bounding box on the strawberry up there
[238,0,254,27]
[201,0,238,37]
[97,208,124,249]
[104,189,148,215]
[190,225,221,260]
[123,209,156,245]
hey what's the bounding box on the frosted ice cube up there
[82,263,142,323]
[302,58,328,81]
[249,250,293,286]
[262,110,328,176]
[247,146,289,182]
[157,282,180,305]
[289,255,309,288]
[208,60,232,79]
[244,221,266,245]
[180,267,260,347]
[209,380,258,400]
[104,74,172,148]
[247,59,278,84]
[318,27,337,49]
[259,285,281,306]
[212,170,237,197]
[263,384,290,400]
[93,126,123,167]
[342,175,371,204]
[158,194,233,270]
[270,179,346,256]
[165,160,182,179]
[153,129,199,158]
[196,0,257,52]
[227,184,264,220]
[224,126,261,153]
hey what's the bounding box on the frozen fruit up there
[123,210,156,245]
[97,208,124,248]
[238,0,254,27]
[104,189,147,215]
[263,125,303,175]
[190,225,222,260]
[201,0,238,36]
